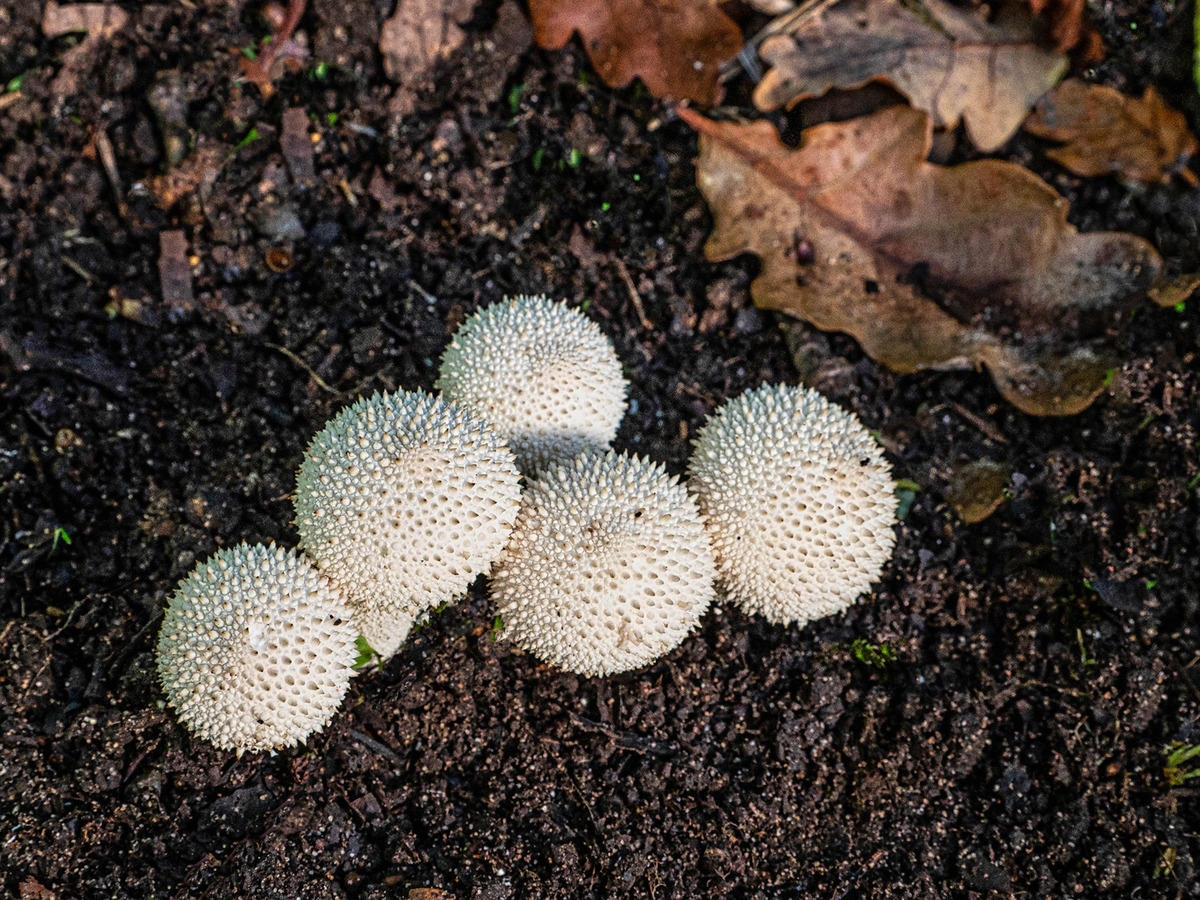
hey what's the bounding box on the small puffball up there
[491,450,717,676]
[687,383,896,625]
[436,294,629,475]
[294,390,521,654]
[155,543,356,755]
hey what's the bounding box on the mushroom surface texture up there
[435,294,629,475]
[491,449,717,676]
[155,542,356,755]
[294,389,521,651]
[687,383,896,625]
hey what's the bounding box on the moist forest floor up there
[3,1,1200,898]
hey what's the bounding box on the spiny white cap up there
[491,450,717,676]
[687,384,896,625]
[436,294,629,475]
[155,543,356,755]
[294,390,521,649]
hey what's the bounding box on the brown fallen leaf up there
[529,0,741,104]
[947,459,1011,524]
[1147,273,1200,310]
[380,0,477,111]
[1027,0,1103,63]
[1024,79,1198,184]
[754,0,1067,153]
[679,105,1162,416]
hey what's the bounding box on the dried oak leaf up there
[528,0,741,104]
[679,105,1162,416]
[1027,0,1103,62]
[1025,79,1198,184]
[754,0,1067,153]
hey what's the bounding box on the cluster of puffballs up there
[156,295,898,755]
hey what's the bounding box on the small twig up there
[349,729,403,764]
[409,279,438,306]
[264,342,339,394]
[61,255,97,284]
[92,128,124,211]
[566,767,602,837]
[950,402,1009,444]
[615,259,652,330]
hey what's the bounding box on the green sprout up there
[325,112,339,126]
[7,72,26,93]
[51,526,72,553]
[851,638,895,669]
[236,127,260,150]
[352,635,379,669]
[894,478,921,521]
[1175,301,1187,313]
[532,148,545,172]
[1154,846,1177,879]
[567,148,583,168]
[1076,628,1096,667]
[310,61,330,81]
[507,82,526,116]
[1165,742,1200,786]
[489,614,505,642]
[1192,0,1200,93]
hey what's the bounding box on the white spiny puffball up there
[156,543,356,755]
[436,294,629,475]
[491,450,717,676]
[294,390,521,653]
[687,384,896,626]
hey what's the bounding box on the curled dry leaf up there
[947,459,1011,524]
[42,0,131,95]
[1025,79,1198,184]
[679,105,1162,416]
[239,0,308,98]
[528,0,741,104]
[1027,0,1103,62]
[754,0,1067,153]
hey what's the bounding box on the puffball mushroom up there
[491,449,717,676]
[293,389,521,654]
[436,294,629,475]
[156,542,356,755]
[687,383,896,626]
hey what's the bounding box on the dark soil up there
[3,1,1200,898]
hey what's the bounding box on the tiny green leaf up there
[353,635,378,668]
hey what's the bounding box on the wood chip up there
[281,107,316,184]
[158,230,194,310]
